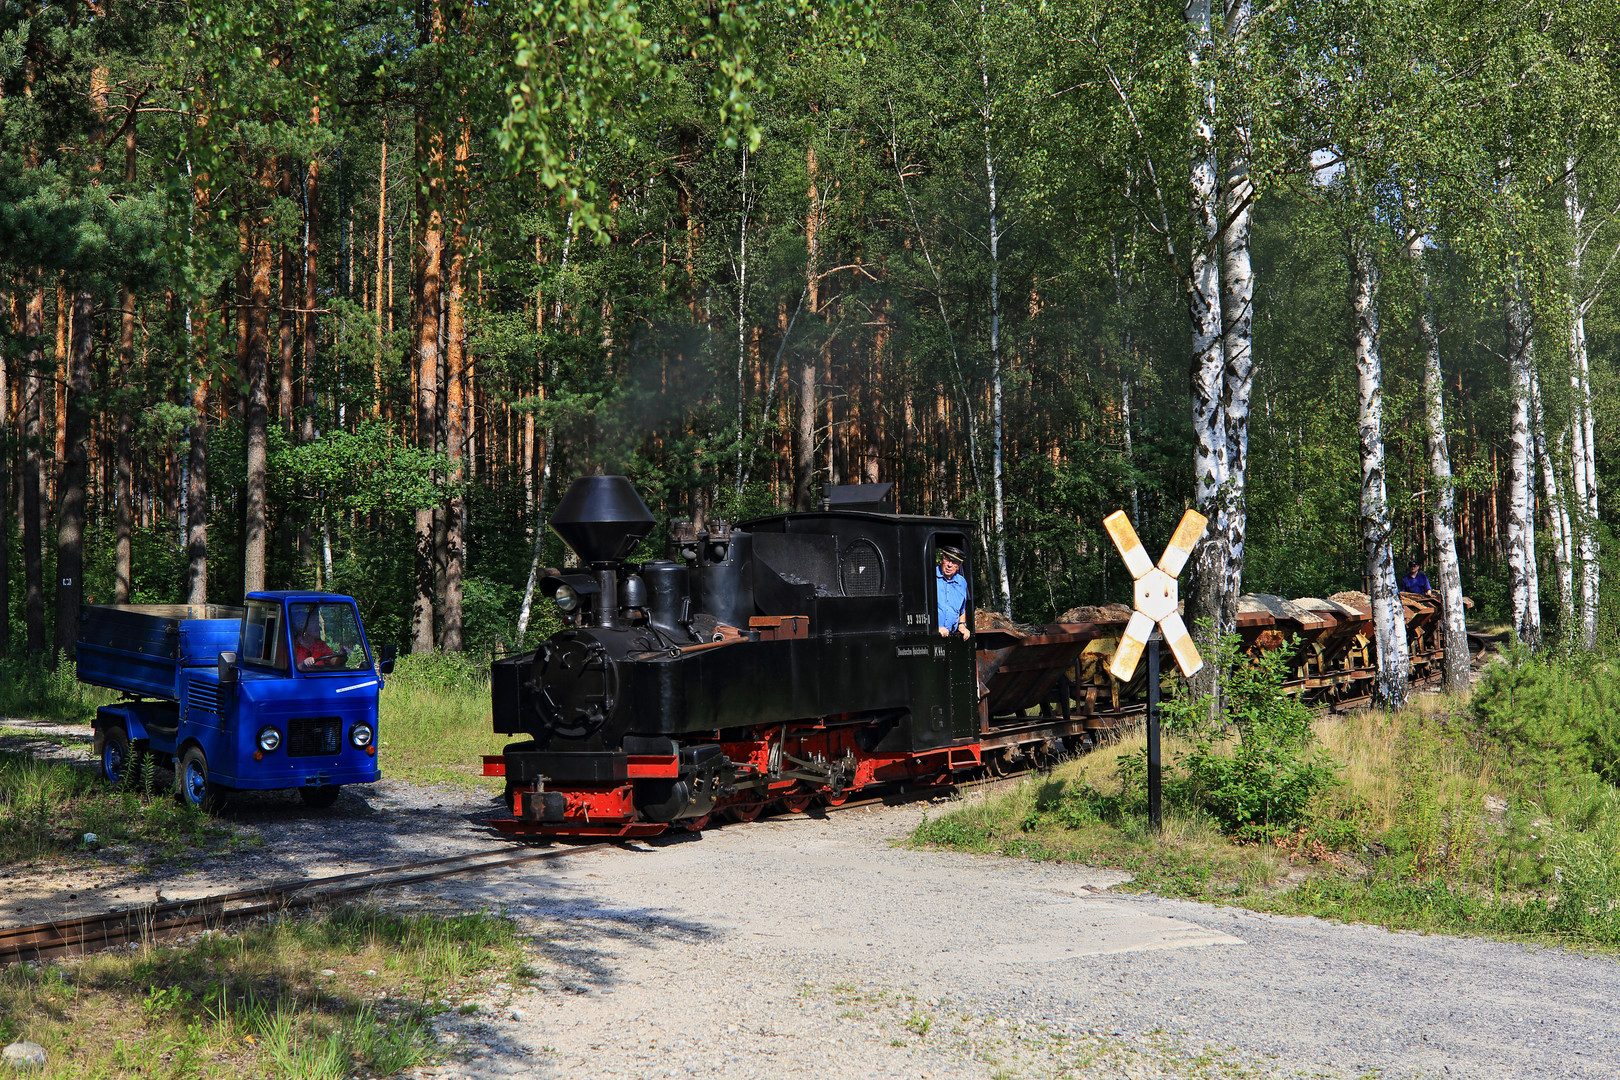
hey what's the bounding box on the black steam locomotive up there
[485,475,989,838]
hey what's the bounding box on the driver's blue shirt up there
[936,567,969,633]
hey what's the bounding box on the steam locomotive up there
[484,475,1005,838]
[483,476,1477,839]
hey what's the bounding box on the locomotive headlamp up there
[256,726,282,752]
[349,722,374,748]
[540,573,600,615]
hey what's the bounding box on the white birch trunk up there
[1506,275,1540,649]
[1566,162,1601,647]
[1352,235,1409,708]
[1530,369,1575,636]
[1185,0,1228,684]
[979,17,1012,616]
[1218,0,1254,632]
[1408,228,1470,692]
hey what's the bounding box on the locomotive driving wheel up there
[727,801,763,823]
[780,794,814,814]
[821,790,849,807]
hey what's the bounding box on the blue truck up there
[77,592,395,809]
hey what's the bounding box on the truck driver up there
[936,545,971,640]
[294,608,344,670]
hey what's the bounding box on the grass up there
[913,662,1620,950]
[0,750,236,867]
[913,728,1291,899]
[377,653,506,790]
[0,903,526,1079]
[0,657,114,724]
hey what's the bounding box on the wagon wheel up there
[986,751,1007,777]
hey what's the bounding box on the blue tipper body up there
[78,592,384,796]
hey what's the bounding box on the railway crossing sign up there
[1103,509,1209,681]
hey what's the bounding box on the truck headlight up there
[257,726,282,752]
[349,722,374,748]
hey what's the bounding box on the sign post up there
[1102,509,1209,831]
[1147,627,1162,830]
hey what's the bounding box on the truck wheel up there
[300,785,341,809]
[101,725,137,786]
[176,747,222,810]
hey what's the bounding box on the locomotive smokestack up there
[549,476,656,566]
[550,477,656,628]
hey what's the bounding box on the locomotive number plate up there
[896,645,946,659]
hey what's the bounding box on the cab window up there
[288,602,372,673]
[242,600,289,671]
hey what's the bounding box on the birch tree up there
[1505,269,1541,649]
[1349,228,1409,707]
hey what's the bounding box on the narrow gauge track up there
[0,843,610,966]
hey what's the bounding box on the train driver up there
[936,545,972,640]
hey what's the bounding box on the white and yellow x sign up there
[1103,509,1208,681]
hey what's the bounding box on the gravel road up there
[6,720,1613,1079]
[399,799,1618,1080]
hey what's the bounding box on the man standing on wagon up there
[936,545,972,640]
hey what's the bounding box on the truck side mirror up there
[218,651,239,685]
[378,643,396,675]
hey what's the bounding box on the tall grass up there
[0,904,523,1079]
[378,652,505,788]
[0,750,231,865]
[0,656,114,723]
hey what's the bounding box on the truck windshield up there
[289,602,371,673]
[242,600,289,671]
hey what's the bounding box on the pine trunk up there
[23,288,45,657]
[243,180,274,595]
[441,127,470,653]
[795,146,820,512]
[413,109,445,654]
[54,290,94,663]
[1351,237,1409,708]
[115,287,134,603]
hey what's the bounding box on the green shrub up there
[1165,626,1340,841]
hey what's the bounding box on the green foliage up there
[1165,627,1340,841]
[1471,644,1620,787]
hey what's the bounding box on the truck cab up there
[79,592,393,809]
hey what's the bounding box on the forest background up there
[1,0,1615,688]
